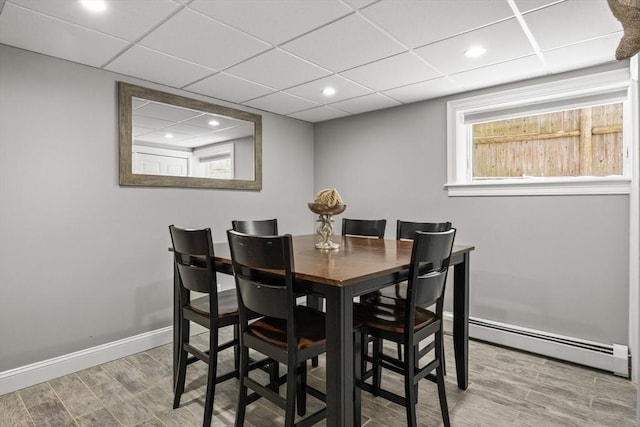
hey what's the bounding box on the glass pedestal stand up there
[315,214,339,249]
[308,203,346,250]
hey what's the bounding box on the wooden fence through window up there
[472,103,623,178]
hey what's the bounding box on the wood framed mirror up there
[118,82,262,190]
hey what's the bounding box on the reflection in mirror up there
[119,82,262,190]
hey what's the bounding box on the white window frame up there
[446,68,634,196]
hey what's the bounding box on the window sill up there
[445,177,631,196]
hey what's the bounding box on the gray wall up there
[314,63,630,346]
[0,45,315,372]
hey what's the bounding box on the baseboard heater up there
[444,313,629,378]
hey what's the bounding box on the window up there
[446,68,634,196]
[194,143,234,180]
[205,156,232,179]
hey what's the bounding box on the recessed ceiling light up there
[80,0,107,12]
[322,87,336,96]
[164,133,174,139]
[208,120,220,127]
[464,46,487,58]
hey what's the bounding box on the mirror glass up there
[119,82,262,190]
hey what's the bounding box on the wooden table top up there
[213,234,474,287]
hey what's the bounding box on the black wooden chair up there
[232,219,278,236]
[228,230,350,427]
[379,221,453,301]
[341,218,386,239]
[231,218,324,368]
[354,228,456,427]
[374,221,453,363]
[169,226,247,427]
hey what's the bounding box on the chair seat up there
[248,306,327,350]
[187,289,239,318]
[355,299,436,333]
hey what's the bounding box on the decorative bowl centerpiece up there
[308,189,346,250]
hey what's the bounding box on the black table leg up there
[324,285,356,427]
[453,252,470,390]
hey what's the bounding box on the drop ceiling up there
[0,0,625,123]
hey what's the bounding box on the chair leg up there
[308,295,321,368]
[297,361,307,416]
[436,363,450,427]
[269,361,280,392]
[284,361,298,427]
[414,345,420,401]
[203,331,218,427]
[404,345,417,427]
[439,333,447,376]
[233,324,240,378]
[360,331,368,379]
[234,345,250,427]
[436,331,450,427]
[173,318,188,409]
[372,337,383,395]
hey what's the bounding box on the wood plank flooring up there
[0,329,635,426]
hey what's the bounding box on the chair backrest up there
[341,218,386,238]
[407,229,456,312]
[169,225,217,295]
[227,230,295,321]
[232,219,278,236]
[396,220,452,240]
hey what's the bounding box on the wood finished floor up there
[0,329,636,427]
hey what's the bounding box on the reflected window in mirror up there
[119,82,262,190]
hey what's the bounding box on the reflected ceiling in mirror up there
[119,82,262,190]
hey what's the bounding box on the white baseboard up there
[0,327,173,395]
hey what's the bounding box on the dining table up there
[173,234,474,427]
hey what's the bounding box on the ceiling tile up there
[137,129,192,145]
[163,122,212,136]
[182,114,253,131]
[414,18,534,75]
[185,72,276,104]
[542,33,621,74]
[360,0,514,48]
[0,3,128,67]
[189,0,352,45]
[224,48,331,90]
[105,45,215,88]
[245,92,320,116]
[133,116,174,131]
[289,106,351,123]
[139,8,270,70]
[340,52,441,91]
[523,0,622,50]
[342,0,379,10]
[9,0,181,41]
[285,75,373,104]
[329,93,402,115]
[449,55,547,91]
[135,101,200,122]
[281,13,405,72]
[383,77,463,103]
[512,0,565,14]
